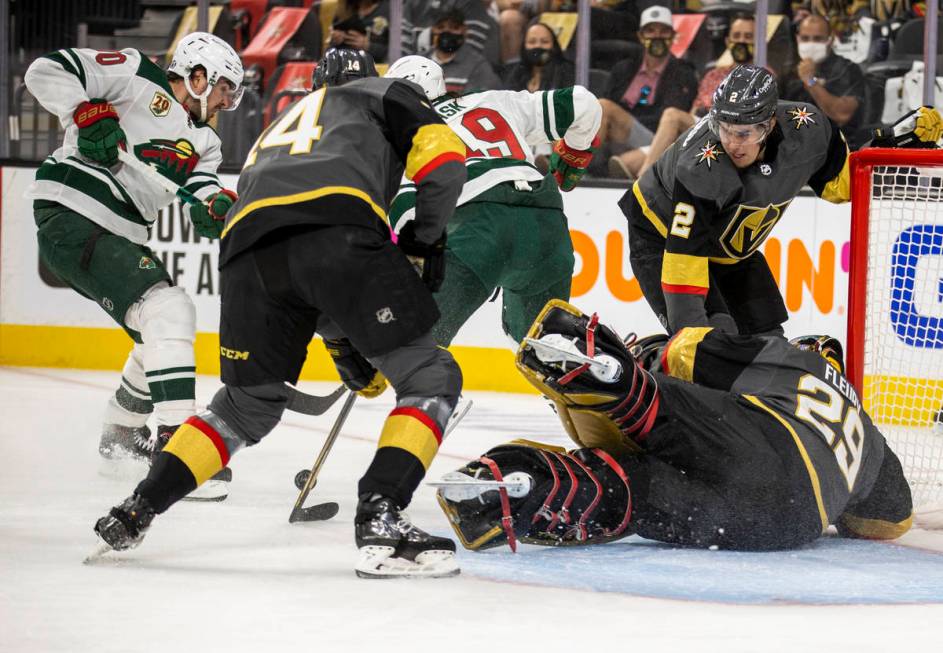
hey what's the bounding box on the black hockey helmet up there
[709,64,777,130]
[789,335,845,375]
[312,47,378,90]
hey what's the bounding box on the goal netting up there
[848,148,943,525]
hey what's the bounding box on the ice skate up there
[354,494,459,579]
[93,493,156,552]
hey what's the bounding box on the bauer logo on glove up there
[549,134,600,192]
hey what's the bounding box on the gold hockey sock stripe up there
[662,327,712,381]
[162,417,229,485]
[377,407,442,471]
[839,511,913,540]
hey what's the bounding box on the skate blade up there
[355,546,460,579]
[97,455,149,482]
[182,479,229,502]
[82,543,115,565]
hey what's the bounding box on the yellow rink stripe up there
[163,423,225,485]
[0,324,539,394]
[378,413,440,470]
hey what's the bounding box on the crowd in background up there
[10,0,942,176]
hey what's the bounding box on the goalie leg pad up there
[437,441,633,551]
[516,300,659,452]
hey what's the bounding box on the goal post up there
[848,147,943,518]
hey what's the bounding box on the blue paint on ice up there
[457,535,943,604]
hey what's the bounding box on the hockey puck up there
[294,469,311,491]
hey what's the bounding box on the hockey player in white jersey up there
[386,55,601,345]
[26,33,243,498]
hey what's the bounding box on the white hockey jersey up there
[25,48,225,244]
[390,85,601,225]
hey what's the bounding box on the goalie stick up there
[289,391,357,523]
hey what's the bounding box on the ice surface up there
[2,367,943,652]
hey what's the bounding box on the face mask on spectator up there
[437,31,465,54]
[524,47,552,66]
[730,42,753,64]
[797,41,828,63]
[643,38,671,58]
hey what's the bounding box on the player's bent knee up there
[135,284,196,344]
[207,382,290,446]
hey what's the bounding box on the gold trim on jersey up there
[221,186,387,239]
[663,327,712,381]
[405,123,466,181]
[839,511,913,540]
[819,148,851,203]
[743,394,829,533]
[662,252,709,288]
[632,181,668,238]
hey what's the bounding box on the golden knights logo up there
[695,140,723,168]
[149,91,172,117]
[720,200,792,258]
[788,106,816,129]
[134,139,199,185]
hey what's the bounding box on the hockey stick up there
[117,148,203,206]
[285,383,347,416]
[289,391,357,523]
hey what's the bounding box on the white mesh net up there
[862,162,943,516]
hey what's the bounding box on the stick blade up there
[286,384,347,416]
[289,501,340,523]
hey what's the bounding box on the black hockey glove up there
[323,337,388,399]
[396,220,446,293]
[74,99,126,166]
[872,106,943,149]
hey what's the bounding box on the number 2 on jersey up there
[244,89,327,167]
[462,107,526,160]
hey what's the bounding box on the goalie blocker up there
[437,300,914,552]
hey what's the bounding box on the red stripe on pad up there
[412,151,465,184]
[183,415,231,467]
[661,283,709,296]
[389,406,443,445]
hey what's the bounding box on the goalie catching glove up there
[74,99,126,166]
[324,337,388,398]
[549,134,600,192]
[435,441,633,551]
[396,220,447,292]
[189,189,237,239]
[873,105,943,148]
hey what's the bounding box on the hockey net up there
[848,148,943,526]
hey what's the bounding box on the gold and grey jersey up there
[661,328,896,531]
[629,101,850,296]
[221,77,466,265]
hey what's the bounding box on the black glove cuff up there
[397,220,446,257]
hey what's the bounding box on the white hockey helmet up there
[168,32,245,119]
[384,55,446,101]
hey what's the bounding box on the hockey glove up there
[873,106,943,148]
[397,220,447,293]
[74,99,126,166]
[189,189,237,240]
[324,337,388,399]
[549,134,600,192]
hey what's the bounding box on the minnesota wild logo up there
[134,139,199,185]
[720,200,792,258]
[695,140,723,168]
[139,256,157,270]
[788,106,816,129]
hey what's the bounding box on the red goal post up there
[847,147,943,520]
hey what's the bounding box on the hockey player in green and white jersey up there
[385,55,601,345]
[25,33,243,498]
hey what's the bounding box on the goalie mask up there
[789,334,845,375]
[435,441,633,551]
[516,300,660,453]
[169,32,245,122]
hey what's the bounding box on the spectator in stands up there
[423,9,503,94]
[596,5,697,178]
[781,13,866,147]
[612,14,757,180]
[403,0,501,67]
[497,1,552,65]
[330,1,391,63]
[502,20,575,92]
